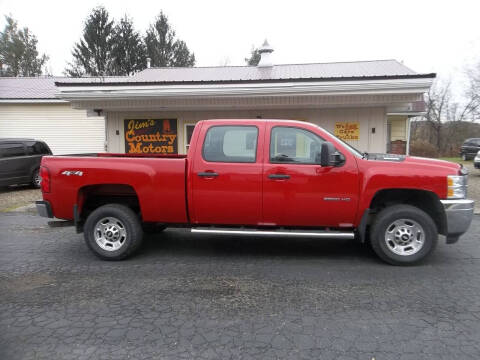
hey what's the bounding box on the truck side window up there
[0,143,26,158]
[203,126,258,163]
[27,142,48,155]
[270,127,325,164]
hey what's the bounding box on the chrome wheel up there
[94,217,127,251]
[384,219,425,256]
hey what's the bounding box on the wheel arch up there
[360,188,447,239]
[77,184,142,226]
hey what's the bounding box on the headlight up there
[447,175,467,199]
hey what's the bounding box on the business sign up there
[334,122,360,140]
[124,119,177,154]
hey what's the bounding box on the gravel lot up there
[0,186,40,212]
[1,210,480,360]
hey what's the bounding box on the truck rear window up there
[202,126,258,163]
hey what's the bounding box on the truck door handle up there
[268,174,290,180]
[198,172,218,177]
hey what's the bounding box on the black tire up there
[369,204,438,265]
[84,204,143,260]
[32,168,41,188]
[462,153,468,161]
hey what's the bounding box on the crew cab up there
[36,119,474,265]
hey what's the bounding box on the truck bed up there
[41,154,189,223]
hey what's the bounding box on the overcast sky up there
[1,0,479,96]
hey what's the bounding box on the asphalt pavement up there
[1,211,480,360]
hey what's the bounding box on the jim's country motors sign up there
[124,119,177,154]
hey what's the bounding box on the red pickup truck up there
[36,119,474,265]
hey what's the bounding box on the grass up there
[0,203,32,212]
[438,157,470,165]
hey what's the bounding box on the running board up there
[191,228,354,239]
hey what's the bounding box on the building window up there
[185,124,196,152]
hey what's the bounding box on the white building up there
[0,77,106,154]
[2,45,434,155]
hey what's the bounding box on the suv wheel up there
[462,153,468,161]
[84,204,143,260]
[32,168,41,188]
[370,204,438,265]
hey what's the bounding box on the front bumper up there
[36,200,53,218]
[440,199,474,243]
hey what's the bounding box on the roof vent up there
[257,40,274,68]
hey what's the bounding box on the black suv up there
[460,138,480,160]
[0,139,52,188]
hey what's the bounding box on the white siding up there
[106,107,386,154]
[0,103,105,155]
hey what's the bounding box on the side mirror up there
[320,142,344,167]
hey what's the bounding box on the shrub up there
[409,140,439,158]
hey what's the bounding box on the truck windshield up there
[315,125,364,158]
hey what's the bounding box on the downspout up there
[406,116,412,155]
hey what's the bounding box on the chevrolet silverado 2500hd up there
[36,119,474,265]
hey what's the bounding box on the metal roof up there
[133,59,421,82]
[0,77,59,99]
[0,76,128,100]
[1,60,435,98]
[56,60,435,86]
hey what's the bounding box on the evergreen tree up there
[245,47,261,66]
[144,12,195,67]
[111,15,146,75]
[0,16,48,76]
[65,6,114,76]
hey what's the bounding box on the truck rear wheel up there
[84,204,143,260]
[370,204,438,265]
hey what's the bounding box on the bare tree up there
[411,77,480,157]
[422,82,453,150]
[465,63,480,121]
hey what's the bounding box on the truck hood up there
[405,156,462,173]
[365,153,461,174]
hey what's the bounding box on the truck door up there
[262,123,359,227]
[191,121,264,225]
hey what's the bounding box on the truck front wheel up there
[370,204,438,265]
[84,204,143,260]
